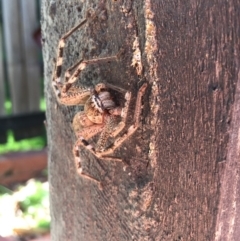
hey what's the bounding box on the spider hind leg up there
[73,145,103,189]
[73,111,104,187]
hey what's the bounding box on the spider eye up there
[95,83,107,92]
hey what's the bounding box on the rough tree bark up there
[42,0,240,240]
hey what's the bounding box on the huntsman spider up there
[52,17,147,186]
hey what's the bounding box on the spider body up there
[72,83,127,152]
[52,17,147,186]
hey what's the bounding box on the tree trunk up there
[42,0,240,240]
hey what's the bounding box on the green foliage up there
[37,219,50,230]
[19,181,48,212]
[0,185,13,195]
[0,97,46,154]
[40,97,46,111]
[4,99,12,115]
[17,180,50,230]
[0,180,50,234]
[5,97,46,114]
[0,131,46,154]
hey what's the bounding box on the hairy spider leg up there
[96,115,117,151]
[63,55,119,93]
[72,112,104,188]
[52,18,92,105]
[134,83,148,125]
[53,18,87,84]
[73,119,122,187]
[73,144,103,189]
[99,83,133,138]
[64,58,84,83]
[52,18,119,105]
[110,91,132,138]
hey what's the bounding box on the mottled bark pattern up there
[42,0,240,240]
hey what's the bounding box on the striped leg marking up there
[73,145,102,189]
[52,19,88,99]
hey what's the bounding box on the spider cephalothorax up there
[52,17,147,186]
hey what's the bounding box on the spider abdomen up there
[91,91,116,112]
[98,91,116,110]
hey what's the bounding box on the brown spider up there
[52,18,147,186]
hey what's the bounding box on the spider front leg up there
[108,90,132,138]
[52,19,90,103]
[52,18,119,105]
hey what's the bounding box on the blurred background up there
[0,0,50,240]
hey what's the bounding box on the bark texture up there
[42,0,240,240]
